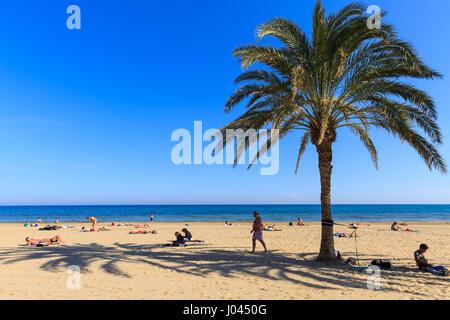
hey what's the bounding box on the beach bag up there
[371,259,392,270]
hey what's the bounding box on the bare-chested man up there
[250,211,267,253]
[25,234,64,246]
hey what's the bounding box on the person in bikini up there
[334,230,357,238]
[86,216,97,229]
[25,234,64,246]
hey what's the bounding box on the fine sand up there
[0,221,448,300]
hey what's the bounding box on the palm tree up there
[220,1,446,261]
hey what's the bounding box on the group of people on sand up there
[166,228,202,247]
[288,218,306,226]
[251,212,447,277]
[24,211,448,277]
[36,217,60,224]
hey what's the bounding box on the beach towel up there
[334,235,360,239]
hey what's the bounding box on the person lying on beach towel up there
[224,221,232,226]
[81,227,97,232]
[128,230,154,234]
[263,224,282,231]
[349,223,370,227]
[39,225,61,231]
[414,244,448,276]
[334,231,358,238]
[25,234,64,246]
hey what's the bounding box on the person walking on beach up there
[86,216,97,230]
[414,244,448,276]
[250,211,267,253]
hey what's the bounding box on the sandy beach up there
[0,221,448,300]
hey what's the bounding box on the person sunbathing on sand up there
[224,221,232,226]
[334,230,357,238]
[297,218,305,226]
[25,234,64,246]
[129,230,152,234]
[263,224,282,231]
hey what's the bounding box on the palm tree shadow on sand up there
[0,243,447,294]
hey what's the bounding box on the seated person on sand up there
[171,232,186,246]
[25,234,64,246]
[414,244,448,276]
[334,230,357,238]
[224,221,232,226]
[181,228,204,242]
[182,228,192,241]
[335,249,357,265]
[297,218,305,226]
[391,222,403,231]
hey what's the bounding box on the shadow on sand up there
[0,243,447,294]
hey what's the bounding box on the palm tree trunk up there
[316,129,336,261]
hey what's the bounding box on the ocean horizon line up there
[0,203,450,207]
[0,204,449,223]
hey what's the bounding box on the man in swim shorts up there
[251,211,267,253]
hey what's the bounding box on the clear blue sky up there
[0,0,449,205]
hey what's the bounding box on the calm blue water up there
[0,204,449,223]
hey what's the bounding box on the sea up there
[0,204,449,223]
